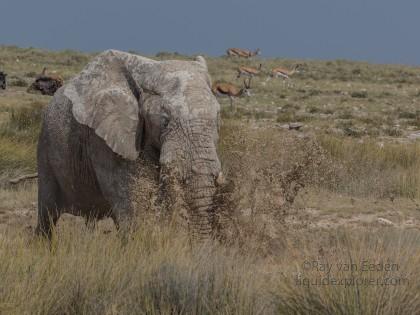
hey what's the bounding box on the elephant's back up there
[42,87,74,141]
[39,87,83,189]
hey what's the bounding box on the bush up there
[8,76,28,87]
[351,91,368,98]
[307,106,320,113]
[25,71,38,78]
[398,111,416,119]
[383,127,402,137]
[217,121,333,245]
[276,112,294,123]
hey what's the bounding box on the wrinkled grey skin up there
[37,50,222,239]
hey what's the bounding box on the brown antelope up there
[226,48,261,58]
[39,67,47,77]
[270,64,302,87]
[212,80,251,109]
[237,63,262,85]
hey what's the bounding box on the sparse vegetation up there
[0,220,418,314]
[350,90,368,98]
[8,76,28,87]
[318,136,420,198]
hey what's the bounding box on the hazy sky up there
[1,0,419,65]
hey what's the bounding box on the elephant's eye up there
[161,115,170,129]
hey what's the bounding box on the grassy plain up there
[0,46,420,314]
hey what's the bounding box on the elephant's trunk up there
[188,172,218,239]
[160,119,222,239]
[186,121,222,239]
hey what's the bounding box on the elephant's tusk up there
[215,172,225,186]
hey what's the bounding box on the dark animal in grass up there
[28,67,63,95]
[0,71,7,90]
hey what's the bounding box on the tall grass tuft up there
[0,222,269,315]
[272,229,420,315]
[319,135,420,198]
[0,101,43,174]
[0,220,419,314]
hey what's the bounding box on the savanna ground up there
[0,46,420,314]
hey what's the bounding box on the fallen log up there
[9,173,38,185]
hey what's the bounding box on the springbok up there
[237,64,262,85]
[212,79,251,109]
[226,48,261,58]
[270,64,302,87]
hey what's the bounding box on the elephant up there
[37,50,224,240]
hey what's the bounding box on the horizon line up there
[1,44,419,69]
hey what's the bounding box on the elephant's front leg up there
[36,140,63,239]
[36,202,60,239]
[99,180,137,234]
[36,170,62,239]
[91,147,138,233]
[110,204,137,235]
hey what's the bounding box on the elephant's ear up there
[195,55,208,71]
[194,56,212,88]
[64,50,148,160]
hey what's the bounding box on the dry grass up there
[216,121,333,248]
[272,228,420,315]
[0,223,266,314]
[0,101,42,177]
[319,136,420,198]
[0,219,418,314]
[0,182,36,211]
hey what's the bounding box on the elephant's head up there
[64,50,223,239]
